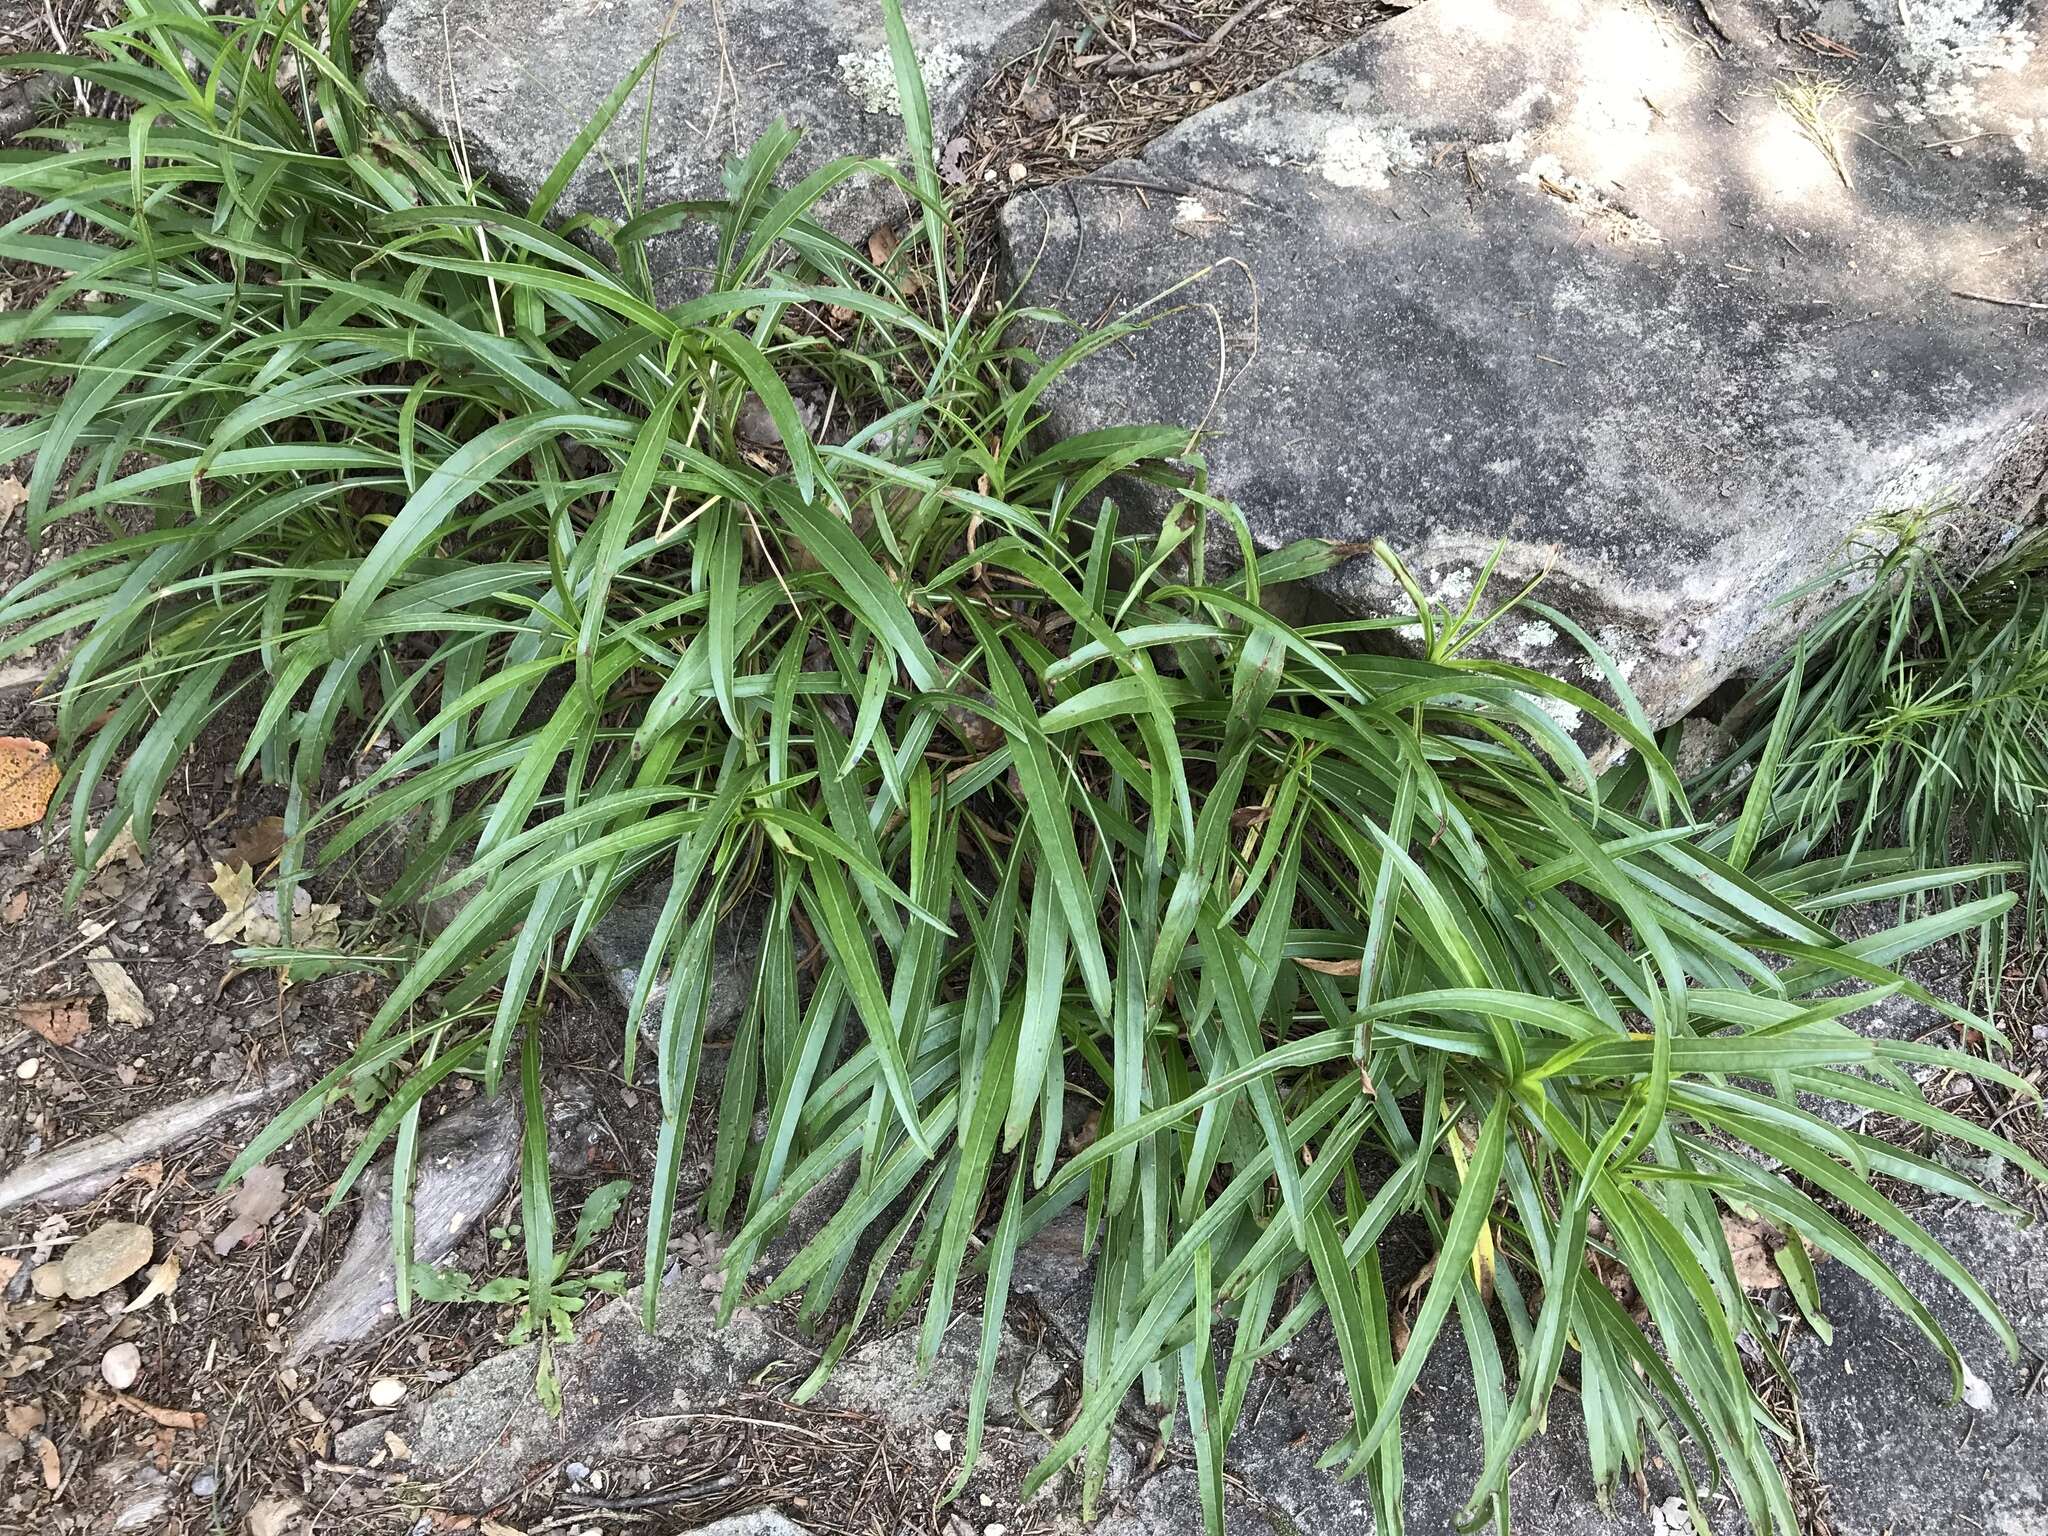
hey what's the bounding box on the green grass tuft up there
[1699,509,2048,997]
[1,6,2042,1534]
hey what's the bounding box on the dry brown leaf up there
[248,1495,305,1536]
[0,737,59,830]
[16,995,90,1047]
[33,1432,58,1490]
[1,888,27,924]
[226,815,287,870]
[2,1345,51,1379]
[4,1298,65,1343]
[0,475,24,534]
[113,1393,205,1430]
[77,1387,117,1434]
[479,1520,526,1536]
[85,946,153,1027]
[0,1257,18,1290]
[213,1164,287,1254]
[84,827,147,901]
[3,1401,42,1438]
[866,222,900,266]
[1721,1214,1786,1291]
[1294,954,1363,977]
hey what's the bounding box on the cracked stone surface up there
[998,0,2048,724]
[369,0,1056,292]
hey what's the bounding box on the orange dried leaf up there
[17,996,90,1047]
[1294,955,1362,977]
[0,737,59,831]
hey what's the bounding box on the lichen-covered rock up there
[999,0,2048,723]
[368,0,1055,292]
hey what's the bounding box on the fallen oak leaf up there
[112,1393,204,1431]
[85,947,152,1027]
[0,475,23,533]
[2,1402,42,1438]
[203,861,259,944]
[0,737,59,830]
[2,888,27,923]
[33,1432,57,1489]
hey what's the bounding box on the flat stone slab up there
[369,0,1055,288]
[1792,1200,2048,1536]
[999,0,2048,723]
[391,1206,1695,1535]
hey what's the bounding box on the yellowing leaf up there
[204,861,259,943]
[0,737,59,831]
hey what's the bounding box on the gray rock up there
[292,1089,523,1359]
[583,883,763,1045]
[368,0,1057,293]
[1791,1201,2047,1536]
[998,0,2048,725]
[403,1268,783,1503]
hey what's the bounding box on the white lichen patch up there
[1318,119,1426,189]
[1512,618,1561,652]
[1535,693,1586,735]
[1471,129,1537,167]
[1885,0,2036,131]
[837,45,968,116]
[1173,194,1227,235]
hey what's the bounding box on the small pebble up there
[1007,162,1026,183]
[101,1342,142,1391]
[15,1057,39,1080]
[367,1378,407,1408]
[565,1462,591,1482]
[191,1471,218,1499]
[30,1263,67,1299]
[933,1429,954,1453]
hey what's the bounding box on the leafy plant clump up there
[2,5,2042,1534]
[1699,511,2048,993]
